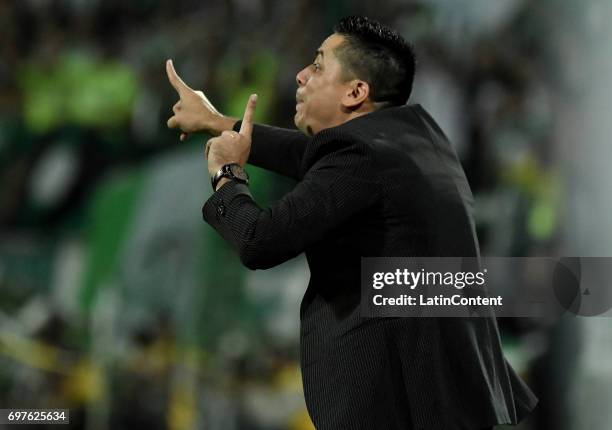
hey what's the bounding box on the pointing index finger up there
[166,59,193,94]
[239,94,258,137]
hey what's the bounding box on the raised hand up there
[166,59,236,140]
[205,94,258,178]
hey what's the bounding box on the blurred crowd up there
[1,0,611,429]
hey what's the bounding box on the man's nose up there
[296,67,309,86]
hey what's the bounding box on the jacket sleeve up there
[233,120,309,181]
[202,142,378,270]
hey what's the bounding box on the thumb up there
[239,94,258,137]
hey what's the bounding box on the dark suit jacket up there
[202,104,538,429]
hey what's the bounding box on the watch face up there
[229,164,249,181]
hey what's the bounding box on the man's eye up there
[312,62,321,71]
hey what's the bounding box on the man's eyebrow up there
[315,49,324,58]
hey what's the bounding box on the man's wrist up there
[214,177,231,191]
[210,115,239,136]
[210,163,249,191]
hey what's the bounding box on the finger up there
[167,116,178,129]
[180,133,188,141]
[172,101,181,113]
[239,94,258,137]
[166,59,193,94]
[205,138,215,159]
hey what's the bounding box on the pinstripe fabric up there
[202,105,538,429]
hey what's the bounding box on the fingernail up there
[251,94,258,102]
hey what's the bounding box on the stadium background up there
[1,0,611,429]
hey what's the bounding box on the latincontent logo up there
[361,257,612,318]
[368,265,499,312]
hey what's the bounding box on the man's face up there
[294,34,352,136]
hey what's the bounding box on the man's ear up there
[342,80,370,108]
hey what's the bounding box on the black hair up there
[333,16,416,107]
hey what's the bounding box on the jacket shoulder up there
[300,128,373,176]
[299,105,431,175]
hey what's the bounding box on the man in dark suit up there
[166,15,537,430]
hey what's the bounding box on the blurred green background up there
[1,0,612,429]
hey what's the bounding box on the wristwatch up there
[211,163,249,190]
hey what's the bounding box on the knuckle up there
[221,131,239,139]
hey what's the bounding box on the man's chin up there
[294,115,308,135]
